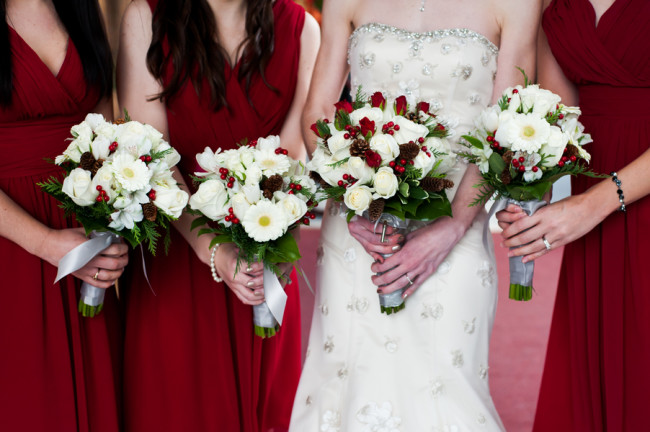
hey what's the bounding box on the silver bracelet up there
[210,244,223,283]
[610,172,626,213]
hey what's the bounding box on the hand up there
[347,216,404,262]
[370,216,464,298]
[499,193,602,262]
[39,228,129,289]
[213,243,265,305]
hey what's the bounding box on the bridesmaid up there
[497,0,650,429]
[117,0,319,430]
[0,0,128,431]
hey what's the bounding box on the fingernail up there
[376,289,382,294]
[391,245,400,251]
[402,293,409,300]
[247,281,254,287]
[254,291,263,296]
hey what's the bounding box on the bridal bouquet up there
[40,113,189,316]
[308,90,456,314]
[462,72,598,301]
[189,135,320,338]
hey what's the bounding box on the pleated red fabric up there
[534,1,650,430]
[0,29,121,432]
[122,1,305,431]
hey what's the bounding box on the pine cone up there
[261,174,284,199]
[309,171,330,188]
[502,150,514,167]
[79,152,96,171]
[91,159,104,176]
[398,142,420,160]
[421,177,454,192]
[565,144,579,158]
[368,199,385,222]
[501,170,512,185]
[349,138,370,157]
[142,202,158,222]
[114,117,126,125]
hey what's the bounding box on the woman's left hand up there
[499,193,603,262]
[370,216,464,298]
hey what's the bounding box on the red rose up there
[310,122,320,137]
[359,117,376,137]
[394,95,408,116]
[364,149,382,168]
[370,92,386,109]
[334,100,354,113]
[417,101,430,113]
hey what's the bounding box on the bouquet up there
[462,71,599,301]
[189,135,321,338]
[40,113,189,316]
[308,90,456,314]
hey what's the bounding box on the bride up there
[290,0,540,430]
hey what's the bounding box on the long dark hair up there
[0,0,113,106]
[146,0,275,110]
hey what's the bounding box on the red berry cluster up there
[274,147,289,155]
[511,156,540,173]
[224,207,240,224]
[148,189,156,201]
[301,210,317,226]
[389,157,413,175]
[247,139,258,148]
[108,141,118,153]
[95,185,110,202]
[486,134,502,151]
[287,182,303,194]
[557,149,577,167]
[380,121,400,136]
[342,124,363,140]
[139,155,153,163]
[337,173,358,188]
[218,168,236,188]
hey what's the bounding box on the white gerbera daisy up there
[110,153,153,192]
[254,148,291,176]
[242,201,288,242]
[495,113,551,154]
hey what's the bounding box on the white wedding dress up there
[290,23,504,432]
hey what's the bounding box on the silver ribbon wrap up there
[485,197,548,290]
[369,213,410,312]
[55,231,121,306]
[253,267,287,329]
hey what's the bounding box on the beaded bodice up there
[348,23,498,150]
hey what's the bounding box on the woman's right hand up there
[39,228,129,289]
[347,216,404,262]
[213,243,265,306]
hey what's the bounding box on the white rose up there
[349,106,385,125]
[412,151,436,178]
[240,147,255,168]
[369,133,399,164]
[222,149,244,174]
[372,167,398,198]
[540,126,569,167]
[522,86,562,116]
[91,165,118,203]
[83,113,107,131]
[256,135,281,151]
[347,156,375,184]
[143,124,164,148]
[327,130,351,156]
[507,92,522,112]
[115,121,152,156]
[475,105,501,132]
[70,122,93,145]
[153,186,189,219]
[343,185,373,215]
[91,135,112,160]
[278,193,308,225]
[94,122,116,142]
[241,184,261,204]
[315,152,349,186]
[61,143,83,164]
[392,116,429,144]
[228,192,250,221]
[189,179,229,220]
[61,168,98,206]
[244,164,263,186]
[154,141,181,168]
[424,137,456,173]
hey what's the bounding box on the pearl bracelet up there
[210,244,223,283]
[610,172,626,213]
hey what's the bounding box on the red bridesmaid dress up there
[122,1,305,431]
[535,0,650,430]
[0,29,121,432]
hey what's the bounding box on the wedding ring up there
[404,273,414,286]
[542,236,552,251]
[93,269,100,280]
